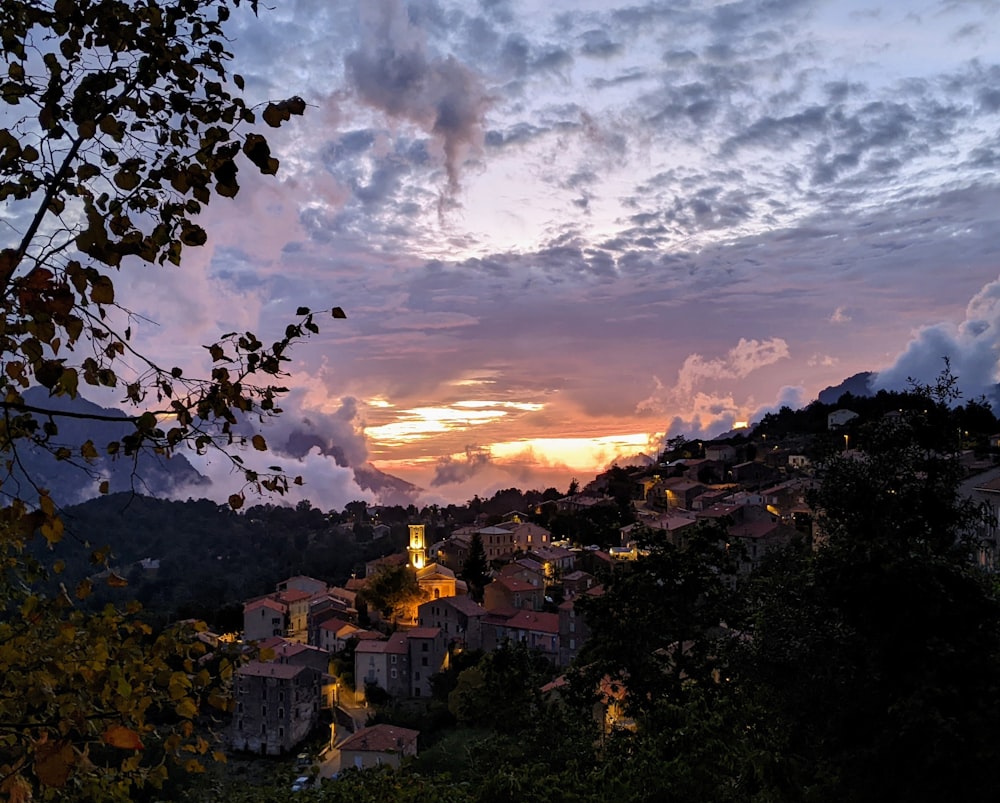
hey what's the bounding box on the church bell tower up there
[408,524,427,570]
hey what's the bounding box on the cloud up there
[873,275,1000,400]
[674,338,790,396]
[344,0,493,200]
[830,306,852,323]
[751,385,807,424]
[430,445,494,486]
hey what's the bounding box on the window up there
[261,705,266,717]
[421,656,428,666]
[569,638,576,649]
[390,668,397,679]
[415,672,420,681]
[278,727,284,739]
[569,622,575,633]
[391,655,397,664]
[422,642,429,652]
[278,708,284,720]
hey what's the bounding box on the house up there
[561,570,597,598]
[338,724,419,770]
[827,409,858,429]
[622,510,698,547]
[527,545,576,579]
[243,597,288,642]
[788,454,811,469]
[257,637,330,674]
[704,443,736,463]
[417,595,488,652]
[681,458,724,484]
[481,609,560,662]
[353,629,448,701]
[435,533,472,573]
[230,661,321,755]
[555,494,614,513]
[277,588,314,643]
[354,633,410,700]
[277,575,327,596]
[316,619,372,654]
[730,461,779,486]
[307,593,354,646]
[500,521,552,552]
[659,477,708,510]
[483,576,544,612]
[726,517,798,573]
[499,558,545,589]
[477,526,517,561]
[558,585,602,667]
[405,627,447,698]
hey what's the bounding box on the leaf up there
[99,480,109,495]
[0,774,32,803]
[40,517,64,545]
[175,697,198,719]
[251,434,266,451]
[90,275,115,304]
[106,571,128,588]
[332,306,347,318]
[81,440,98,460]
[228,493,244,510]
[102,725,144,751]
[180,222,207,246]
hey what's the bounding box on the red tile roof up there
[337,724,419,753]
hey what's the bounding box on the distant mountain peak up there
[817,372,874,405]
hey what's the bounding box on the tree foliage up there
[358,564,425,625]
[460,532,489,603]
[0,1,334,797]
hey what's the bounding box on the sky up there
[10,0,1000,510]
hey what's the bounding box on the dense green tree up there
[460,532,489,602]
[358,564,425,625]
[572,521,743,719]
[736,372,1000,802]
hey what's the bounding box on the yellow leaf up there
[101,725,144,750]
[175,698,198,719]
[40,516,64,545]
[251,434,266,451]
[75,578,92,600]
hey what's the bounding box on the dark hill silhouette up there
[5,387,208,504]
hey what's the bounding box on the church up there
[408,524,467,606]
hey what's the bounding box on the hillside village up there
[210,387,1000,790]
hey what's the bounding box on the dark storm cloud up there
[344,0,492,196]
[431,445,494,486]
